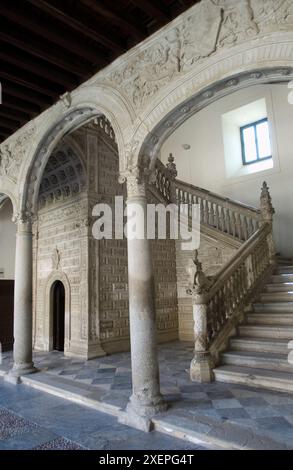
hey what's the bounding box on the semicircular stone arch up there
[18,85,133,215]
[133,37,293,169]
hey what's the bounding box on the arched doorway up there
[52,281,65,352]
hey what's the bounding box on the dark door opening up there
[52,281,65,352]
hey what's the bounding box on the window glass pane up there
[242,126,257,163]
[256,121,271,159]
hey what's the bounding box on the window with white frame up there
[240,118,272,166]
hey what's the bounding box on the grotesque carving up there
[0,145,13,177]
[106,0,292,113]
[0,125,35,183]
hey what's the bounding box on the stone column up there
[187,251,214,383]
[119,168,167,431]
[8,213,36,381]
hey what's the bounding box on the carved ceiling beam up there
[0,43,78,88]
[26,0,126,54]
[0,106,30,124]
[80,0,146,41]
[0,18,93,77]
[0,0,108,65]
[0,64,62,98]
[131,0,170,25]
[3,95,40,116]
[2,81,52,107]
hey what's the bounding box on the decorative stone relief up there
[52,248,61,270]
[0,125,35,183]
[106,0,293,111]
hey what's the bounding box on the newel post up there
[187,251,214,383]
[166,153,177,202]
[260,181,276,263]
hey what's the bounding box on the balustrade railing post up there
[187,251,214,383]
[260,181,276,264]
[166,153,177,202]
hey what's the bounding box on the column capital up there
[119,166,151,199]
[12,210,34,232]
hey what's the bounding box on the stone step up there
[272,274,293,283]
[238,324,293,339]
[221,350,293,373]
[260,292,293,302]
[266,282,293,293]
[246,312,293,325]
[230,337,289,354]
[253,302,293,313]
[214,365,293,394]
[277,266,293,274]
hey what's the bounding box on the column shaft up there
[11,218,36,377]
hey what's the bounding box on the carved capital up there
[12,210,34,233]
[119,154,153,199]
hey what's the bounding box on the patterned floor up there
[1,342,293,448]
[0,379,207,450]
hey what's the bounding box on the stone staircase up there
[214,262,293,393]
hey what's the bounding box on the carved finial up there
[260,181,275,221]
[187,250,210,297]
[166,153,177,179]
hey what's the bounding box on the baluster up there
[235,213,242,240]
[214,204,218,229]
[248,217,254,237]
[226,210,232,236]
[243,217,249,241]
[219,206,225,232]
[199,198,204,224]
[204,200,209,225]
[231,212,237,237]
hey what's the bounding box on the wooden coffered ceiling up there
[0,0,200,143]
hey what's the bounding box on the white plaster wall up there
[0,199,16,279]
[161,84,293,257]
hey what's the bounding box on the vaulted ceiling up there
[0,0,200,144]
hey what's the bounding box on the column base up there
[190,352,214,383]
[6,363,38,384]
[119,395,168,432]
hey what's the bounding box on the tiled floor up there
[1,341,293,448]
[0,379,207,450]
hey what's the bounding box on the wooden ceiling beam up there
[0,1,108,65]
[1,80,53,107]
[0,63,62,97]
[3,96,40,115]
[0,45,77,87]
[80,0,146,41]
[131,0,170,25]
[0,106,30,124]
[0,19,93,77]
[0,126,13,136]
[0,116,21,130]
[26,0,126,54]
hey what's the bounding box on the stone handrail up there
[154,158,261,242]
[186,180,275,383]
[206,223,272,341]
